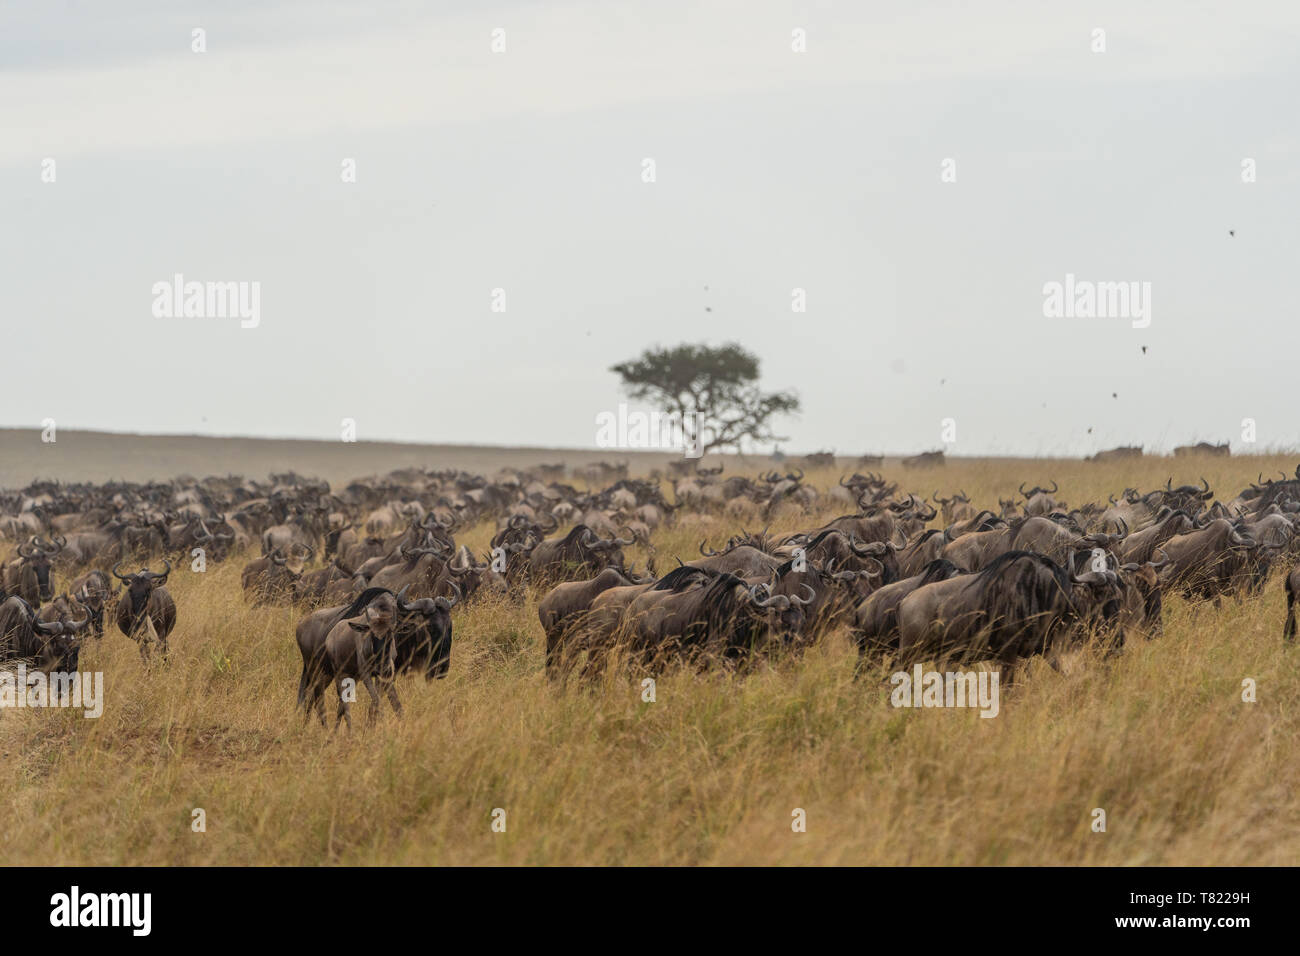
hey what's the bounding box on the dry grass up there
[2,453,1299,865]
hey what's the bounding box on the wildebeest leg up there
[362,675,382,723]
[383,680,402,716]
[1285,579,1297,642]
[333,678,352,733]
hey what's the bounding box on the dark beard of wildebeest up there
[112,560,177,662]
[0,594,88,673]
[851,558,966,665]
[68,569,117,638]
[894,550,1122,683]
[4,535,59,606]
[525,524,633,587]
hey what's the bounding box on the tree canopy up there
[609,343,800,455]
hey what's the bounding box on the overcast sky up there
[2,0,1296,456]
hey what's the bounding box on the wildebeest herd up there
[4,463,1300,726]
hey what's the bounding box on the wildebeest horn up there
[788,583,816,606]
[1047,480,1058,494]
[395,583,412,609]
[17,536,37,558]
[111,561,133,582]
[1018,482,1029,497]
[849,535,887,556]
[435,581,462,610]
[699,540,721,557]
[1148,548,1170,569]
[1198,477,1212,499]
[1229,529,1257,548]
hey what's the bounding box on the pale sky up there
[3,0,1296,456]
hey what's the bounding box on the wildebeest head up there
[346,590,400,677]
[112,559,171,619]
[16,536,59,601]
[392,582,460,679]
[34,596,91,671]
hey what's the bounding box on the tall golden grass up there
[2,454,1297,865]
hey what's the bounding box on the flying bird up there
[1229,230,1235,237]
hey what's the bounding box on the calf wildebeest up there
[0,594,87,672]
[296,587,394,717]
[68,569,117,638]
[112,561,177,662]
[323,591,402,731]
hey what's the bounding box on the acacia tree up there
[609,343,800,455]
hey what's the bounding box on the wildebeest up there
[1086,445,1143,463]
[68,570,117,638]
[2,536,59,606]
[112,561,177,662]
[296,587,398,728]
[1174,442,1230,458]
[577,566,800,677]
[526,525,633,586]
[389,582,460,681]
[538,567,648,675]
[0,594,87,672]
[895,550,1123,682]
[852,558,965,660]
[902,450,945,469]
